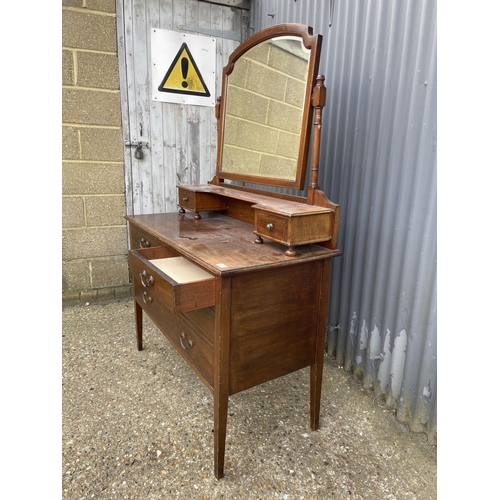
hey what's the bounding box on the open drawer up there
[129,246,215,314]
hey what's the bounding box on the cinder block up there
[62,291,82,303]
[77,52,119,90]
[91,256,130,288]
[86,195,125,226]
[62,126,80,160]
[62,2,124,300]
[62,50,74,86]
[62,259,91,292]
[80,128,124,161]
[96,287,116,300]
[222,145,261,174]
[62,10,116,52]
[115,285,133,299]
[229,57,248,88]
[246,61,286,101]
[226,86,269,124]
[276,131,300,159]
[245,44,270,65]
[63,196,85,228]
[86,0,115,13]
[285,77,307,108]
[260,154,296,180]
[267,100,302,134]
[80,289,98,302]
[223,116,239,145]
[62,227,128,260]
[63,162,125,195]
[62,0,82,7]
[269,45,308,81]
[237,121,278,155]
[63,88,121,126]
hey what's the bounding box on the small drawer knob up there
[142,291,153,304]
[139,271,154,287]
[182,197,189,202]
[180,332,193,349]
[266,223,274,231]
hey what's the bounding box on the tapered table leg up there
[214,388,229,479]
[134,300,143,351]
[310,258,331,430]
[213,276,231,479]
[310,361,323,430]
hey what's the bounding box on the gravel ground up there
[62,298,437,499]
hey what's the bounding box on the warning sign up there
[158,43,210,97]
[151,29,216,107]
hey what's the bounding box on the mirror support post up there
[211,96,222,186]
[308,75,326,203]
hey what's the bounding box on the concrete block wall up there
[62,0,130,302]
[223,44,308,180]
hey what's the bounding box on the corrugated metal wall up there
[248,0,437,443]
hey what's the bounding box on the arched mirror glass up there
[215,25,321,190]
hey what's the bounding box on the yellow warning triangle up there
[158,42,210,97]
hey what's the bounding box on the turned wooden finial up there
[308,75,326,201]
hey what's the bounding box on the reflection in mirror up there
[221,36,310,182]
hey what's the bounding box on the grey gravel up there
[62,298,437,499]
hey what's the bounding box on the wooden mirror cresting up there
[125,23,342,479]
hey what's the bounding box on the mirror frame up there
[214,24,322,191]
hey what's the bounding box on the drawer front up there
[129,225,163,250]
[178,188,228,212]
[178,188,196,211]
[129,248,216,313]
[130,251,214,387]
[255,210,333,246]
[170,318,214,388]
[130,250,173,311]
[182,308,215,348]
[138,281,214,387]
[255,211,289,243]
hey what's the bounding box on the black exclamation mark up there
[181,57,188,88]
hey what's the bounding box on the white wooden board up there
[150,256,213,283]
[117,0,244,216]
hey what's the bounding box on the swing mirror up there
[215,24,322,190]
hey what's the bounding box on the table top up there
[179,184,333,216]
[126,212,341,276]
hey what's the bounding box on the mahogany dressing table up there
[126,24,341,479]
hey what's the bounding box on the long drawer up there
[129,224,164,250]
[129,246,216,314]
[129,246,216,388]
